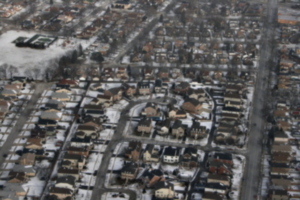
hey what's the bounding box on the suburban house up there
[268,189,289,200]
[57,168,80,181]
[181,147,198,169]
[58,79,79,87]
[12,165,36,177]
[187,88,206,100]
[144,69,154,79]
[202,192,223,200]
[70,136,93,148]
[215,125,239,144]
[208,160,233,175]
[141,102,160,118]
[95,94,113,104]
[163,146,180,164]
[77,124,101,137]
[45,99,66,110]
[104,87,123,102]
[157,119,171,135]
[19,153,35,166]
[270,166,290,176]
[143,144,160,163]
[168,107,187,119]
[62,153,86,170]
[154,79,163,93]
[0,100,11,120]
[204,182,228,195]
[158,68,169,78]
[171,120,186,138]
[83,104,104,113]
[116,67,127,78]
[66,146,91,157]
[189,121,208,139]
[137,118,153,134]
[138,81,151,95]
[55,176,76,191]
[141,169,165,187]
[55,88,72,94]
[173,82,190,94]
[51,92,71,101]
[224,91,241,103]
[270,177,291,190]
[154,181,176,199]
[49,187,73,200]
[8,171,27,183]
[1,89,18,97]
[211,153,233,166]
[182,98,202,114]
[121,162,139,180]
[207,174,231,186]
[113,1,131,9]
[122,83,136,96]
[25,138,44,150]
[271,145,292,154]
[271,152,292,163]
[124,141,142,162]
[40,109,62,121]
[273,130,289,144]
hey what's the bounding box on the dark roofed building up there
[121,162,139,180]
[137,118,152,134]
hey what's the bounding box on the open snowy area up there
[0,30,81,77]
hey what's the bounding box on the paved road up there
[0,82,53,166]
[240,0,277,199]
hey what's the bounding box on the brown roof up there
[20,153,35,163]
[26,138,43,147]
[271,145,292,152]
[49,187,73,194]
[8,171,26,182]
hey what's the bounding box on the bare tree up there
[0,64,8,79]
[24,69,33,79]
[8,66,18,78]
[33,68,41,80]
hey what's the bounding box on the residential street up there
[240,0,277,199]
[0,82,53,167]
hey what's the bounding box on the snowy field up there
[0,30,81,77]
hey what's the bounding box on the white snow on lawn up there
[105,108,120,123]
[108,157,124,171]
[99,129,114,140]
[84,153,103,174]
[231,154,246,199]
[101,192,130,200]
[22,176,45,197]
[75,189,92,200]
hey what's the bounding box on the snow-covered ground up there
[231,154,246,199]
[105,108,121,123]
[0,30,89,78]
[22,176,45,197]
[84,153,103,174]
[108,157,124,171]
[101,192,129,200]
[0,31,67,76]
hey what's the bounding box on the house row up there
[118,142,202,199]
